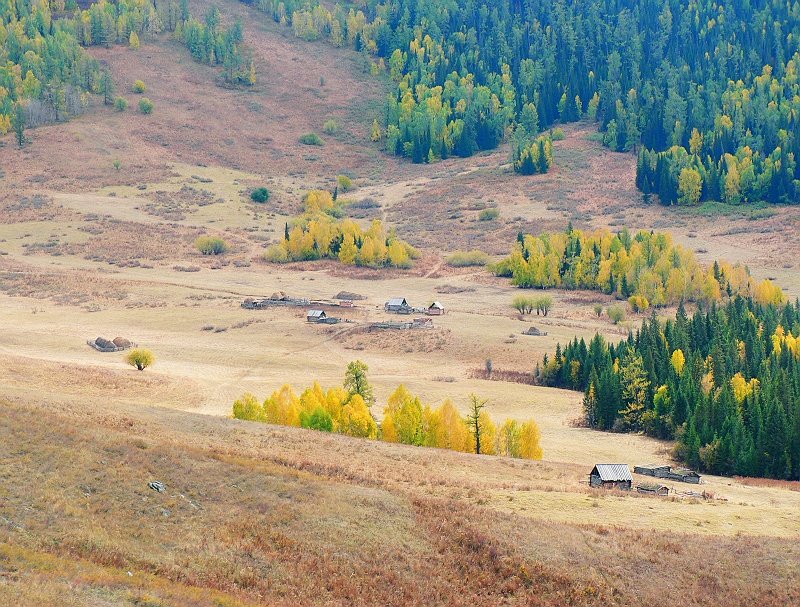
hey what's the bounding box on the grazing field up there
[2,0,800,603]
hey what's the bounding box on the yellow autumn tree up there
[671,349,685,375]
[232,392,262,421]
[519,420,543,460]
[477,410,497,455]
[426,399,471,451]
[382,385,424,446]
[731,372,759,404]
[387,239,411,268]
[371,118,382,141]
[340,394,378,438]
[304,190,335,214]
[497,419,521,457]
[263,384,301,427]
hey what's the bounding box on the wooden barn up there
[306,310,327,323]
[385,297,412,313]
[426,301,445,316]
[635,464,701,484]
[667,468,701,484]
[634,464,671,478]
[589,464,632,490]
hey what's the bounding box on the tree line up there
[540,297,800,480]
[492,225,785,310]
[232,360,543,459]
[246,0,800,202]
[264,189,418,268]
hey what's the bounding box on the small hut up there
[589,464,632,490]
[636,482,670,496]
[306,310,327,323]
[426,302,445,316]
[385,297,412,313]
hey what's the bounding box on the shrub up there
[126,348,154,371]
[263,244,289,263]
[114,97,128,112]
[132,80,146,93]
[446,250,490,267]
[323,119,339,135]
[300,406,333,432]
[628,295,650,312]
[195,236,228,255]
[478,208,500,221]
[337,174,353,191]
[299,132,324,146]
[593,303,603,317]
[250,187,270,203]
[138,97,154,114]
[550,127,566,141]
[608,305,626,324]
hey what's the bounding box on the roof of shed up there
[307,310,326,317]
[387,297,408,306]
[592,464,633,482]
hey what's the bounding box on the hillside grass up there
[1,400,799,606]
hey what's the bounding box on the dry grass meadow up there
[2,0,800,604]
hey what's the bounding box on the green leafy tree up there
[344,360,374,404]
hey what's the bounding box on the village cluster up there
[241,292,446,331]
[590,463,702,497]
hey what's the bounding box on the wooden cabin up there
[633,464,671,478]
[426,301,445,316]
[667,468,701,484]
[385,297,412,313]
[306,310,327,323]
[589,464,632,490]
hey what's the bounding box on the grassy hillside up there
[2,399,799,607]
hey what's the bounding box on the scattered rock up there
[148,481,166,493]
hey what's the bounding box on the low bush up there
[337,174,353,191]
[446,250,490,267]
[138,98,154,114]
[478,208,500,221]
[550,127,566,141]
[263,244,289,263]
[323,119,339,135]
[195,236,228,255]
[299,133,324,146]
[114,97,128,112]
[132,80,146,93]
[250,187,270,203]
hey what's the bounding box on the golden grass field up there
[1,0,800,604]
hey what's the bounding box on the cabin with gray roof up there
[385,297,412,313]
[589,464,632,490]
[306,310,327,322]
